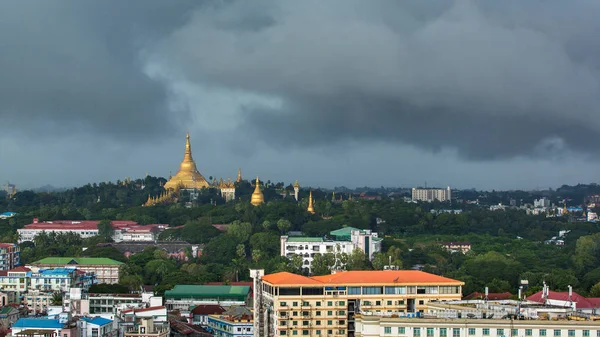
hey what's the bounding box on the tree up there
[250,232,280,256]
[262,220,272,231]
[346,248,370,271]
[277,219,291,234]
[229,221,253,243]
[312,253,336,275]
[51,292,63,305]
[590,282,600,297]
[97,219,114,241]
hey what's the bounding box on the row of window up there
[347,286,460,295]
[280,301,345,307]
[280,320,346,326]
[383,327,599,337]
[280,329,345,335]
[281,310,346,318]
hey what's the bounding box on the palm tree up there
[51,292,63,306]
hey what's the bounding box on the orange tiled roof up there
[263,270,463,286]
[261,272,323,285]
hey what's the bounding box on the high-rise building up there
[252,269,463,337]
[411,187,452,202]
[0,243,20,270]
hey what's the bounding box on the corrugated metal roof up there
[165,285,250,298]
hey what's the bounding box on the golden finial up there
[293,180,300,188]
[563,204,568,215]
[251,177,264,206]
[307,189,315,214]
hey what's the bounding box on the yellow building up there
[253,270,464,337]
[164,133,210,190]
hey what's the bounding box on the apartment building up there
[253,270,464,337]
[28,257,124,284]
[280,227,382,273]
[354,316,600,337]
[0,243,20,270]
[412,187,452,202]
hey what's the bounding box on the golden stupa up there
[250,177,265,206]
[307,189,315,214]
[164,133,210,190]
[236,168,243,182]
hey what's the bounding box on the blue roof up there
[13,318,63,329]
[38,268,76,276]
[81,317,112,326]
[0,212,16,217]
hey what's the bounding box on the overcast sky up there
[1,0,600,191]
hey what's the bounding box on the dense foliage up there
[2,179,600,297]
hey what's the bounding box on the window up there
[316,311,321,316]
[497,329,504,336]
[469,328,476,335]
[348,287,361,295]
[399,328,406,334]
[554,330,561,337]
[292,331,297,336]
[327,311,333,316]
[526,329,532,336]
[339,320,345,325]
[512,330,518,337]
[385,327,392,334]
[302,301,310,306]
[418,300,424,305]
[302,311,309,316]
[292,302,298,306]
[583,331,590,337]
[540,330,546,337]
[453,329,460,337]
[293,321,298,326]
[376,301,381,306]
[363,286,383,294]
[440,328,447,337]
[339,330,345,335]
[327,320,332,326]
[339,301,345,306]
[302,321,309,326]
[327,301,333,306]
[427,328,434,337]
[316,321,321,326]
[293,312,298,317]
[281,331,286,336]
[387,301,393,305]
[316,331,321,335]
[484,329,490,336]
[316,301,321,306]
[414,328,421,337]
[327,330,333,336]
[338,310,345,315]
[568,331,575,337]
[302,330,309,336]
[280,302,287,306]
[385,286,406,294]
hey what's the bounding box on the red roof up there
[121,306,165,314]
[463,292,512,300]
[190,305,225,315]
[21,220,167,232]
[212,224,230,231]
[0,243,16,248]
[526,290,600,309]
[9,267,31,273]
[263,270,463,286]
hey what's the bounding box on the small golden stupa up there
[236,168,243,182]
[307,189,315,214]
[164,133,210,190]
[250,177,265,206]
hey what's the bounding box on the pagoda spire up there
[307,189,315,214]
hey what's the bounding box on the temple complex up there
[163,133,210,190]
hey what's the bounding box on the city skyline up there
[1,1,600,190]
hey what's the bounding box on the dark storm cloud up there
[0,1,198,140]
[152,0,600,159]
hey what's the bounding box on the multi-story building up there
[207,306,253,337]
[165,285,251,316]
[252,269,464,337]
[534,197,551,208]
[12,317,78,337]
[98,241,199,260]
[79,317,116,337]
[28,257,124,284]
[24,291,53,313]
[354,315,600,337]
[64,290,162,316]
[280,227,382,273]
[123,316,169,337]
[29,268,94,293]
[190,305,226,326]
[411,187,452,202]
[0,267,31,297]
[17,218,168,243]
[0,243,20,270]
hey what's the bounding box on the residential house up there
[79,317,116,337]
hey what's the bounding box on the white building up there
[534,197,551,208]
[280,227,382,273]
[355,315,600,337]
[79,317,117,337]
[17,219,167,243]
[412,187,452,202]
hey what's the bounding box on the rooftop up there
[286,237,324,243]
[191,304,226,315]
[31,257,124,266]
[80,317,113,326]
[527,290,600,309]
[263,270,464,286]
[122,306,166,314]
[329,226,362,237]
[165,285,251,298]
[13,318,64,329]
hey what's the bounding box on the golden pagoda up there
[250,177,265,206]
[293,180,300,189]
[563,204,569,215]
[236,168,243,182]
[164,133,210,190]
[307,189,315,214]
